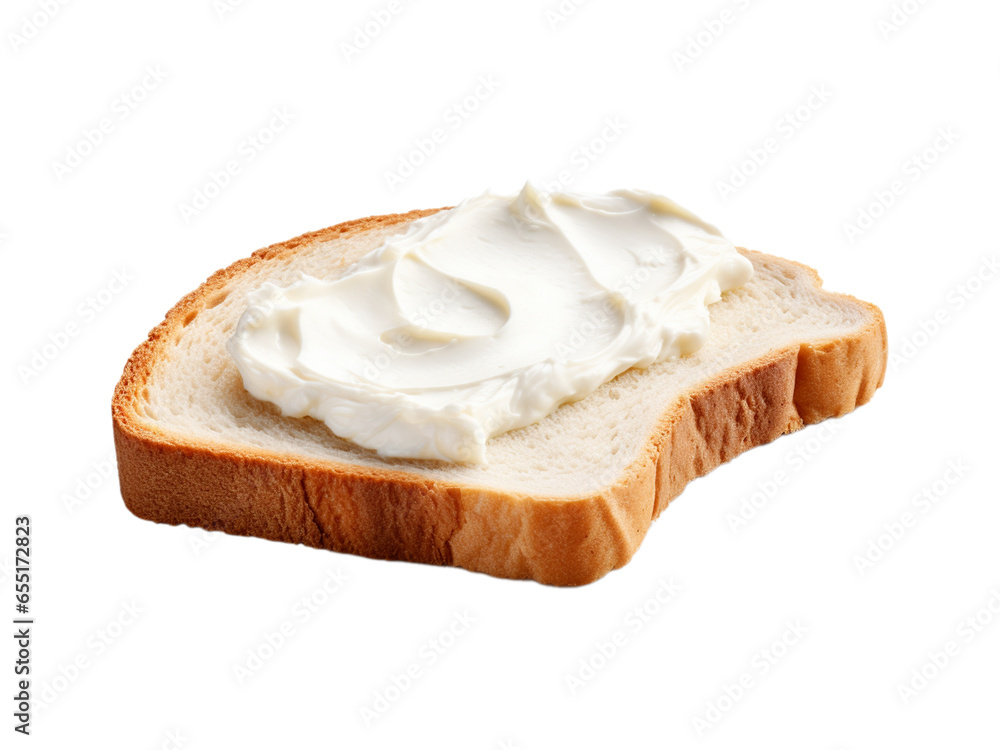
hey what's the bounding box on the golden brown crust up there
[112,211,887,586]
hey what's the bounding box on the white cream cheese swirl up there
[228,184,753,463]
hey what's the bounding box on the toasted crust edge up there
[112,211,887,586]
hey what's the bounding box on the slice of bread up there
[112,209,887,586]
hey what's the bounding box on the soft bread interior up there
[136,217,870,496]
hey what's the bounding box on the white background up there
[3,0,999,747]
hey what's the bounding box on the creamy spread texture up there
[228,184,754,463]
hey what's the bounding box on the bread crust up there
[112,210,887,586]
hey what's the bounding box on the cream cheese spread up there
[228,184,753,463]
